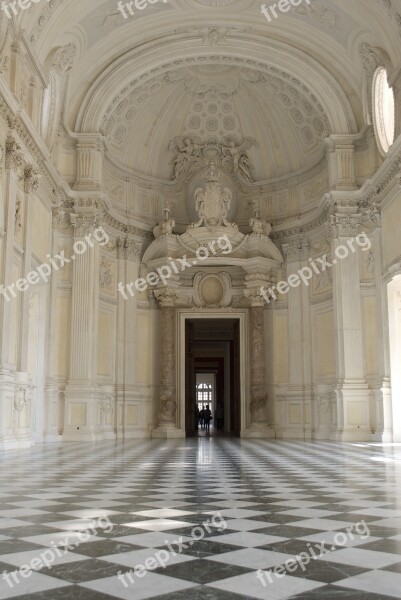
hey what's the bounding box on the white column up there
[281,239,312,439]
[43,204,66,442]
[63,210,106,440]
[330,206,371,441]
[368,216,393,442]
[115,237,143,438]
[18,168,40,374]
[0,137,25,449]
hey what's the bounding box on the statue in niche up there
[99,256,112,289]
[15,198,23,234]
[366,251,376,275]
[190,162,236,230]
[221,136,257,181]
[153,203,175,239]
[249,198,272,237]
[169,136,202,180]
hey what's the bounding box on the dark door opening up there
[185,319,241,437]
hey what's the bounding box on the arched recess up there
[74,37,357,139]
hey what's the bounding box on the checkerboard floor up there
[1,439,401,599]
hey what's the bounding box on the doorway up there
[185,318,241,437]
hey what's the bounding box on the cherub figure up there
[168,136,202,180]
[221,137,257,181]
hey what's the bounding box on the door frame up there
[178,310,248,437]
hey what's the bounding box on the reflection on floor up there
[0,440,401,599]
[195,426,234,438]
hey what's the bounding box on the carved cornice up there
[272,150,401,244]
[0,97,69,204]
[102,212,153,241]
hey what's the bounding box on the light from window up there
[373,67,395,155]
[196,383,212,409]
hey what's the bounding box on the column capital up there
[244,289,266,307]
[154,289,178,308]
[70,209,103,237]
[327,200,363,238]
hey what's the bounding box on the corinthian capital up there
[244,289,266,307]
[70,212,100,237]
[154,288,178,308]
[328,212,362,238]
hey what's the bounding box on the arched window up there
[372,67,395,155]
[196,383,212,409]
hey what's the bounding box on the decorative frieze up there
[282,238,309,262]
[116,236,141,261]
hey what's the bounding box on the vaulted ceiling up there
[17,0,401,183]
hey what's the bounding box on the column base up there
[332,381,372,442]
[241,424,276,439]
[63,382,115,441]
[151,426,185,439]
[117,429,150,439]
[0,436,35,451]
[42,432,62,443]
[61,431,117,442]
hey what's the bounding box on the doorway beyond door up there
[185,318,241,437]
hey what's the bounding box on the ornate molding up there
[169,135,257,183]
[189,162,237,230]
[24,166,41,194]
[282,238,309,262]
[116,236,141,261]
[69,212,101,237]
[52,43,77,73]
[359,42,389,75]
[5,137,24,171]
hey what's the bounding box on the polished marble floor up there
[1,439,401,599]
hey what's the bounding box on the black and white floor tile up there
[0,439,401,599]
